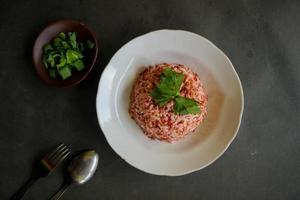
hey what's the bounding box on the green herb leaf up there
[49,68,58,79]
[68,32,76,41]
[150,67,184,106]
[53,38,62,47]
[68,32,77,49]
[173,96,200,115]
[43,44,53,53]
[58,66,72,80]
[57,54,66,68]
[58,32,66,39]
[86,40,95,49]
[61,41,70,49]
[150,89,173,106]
[66,49,83,64]
[71,60,85,71]
[47,53,60,67]
[78,42,84,51]
[42,57,48,69]
[69,40,77,49]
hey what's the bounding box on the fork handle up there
[10,177,38,200]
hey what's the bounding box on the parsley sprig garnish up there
[150,67,200,115]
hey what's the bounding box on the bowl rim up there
[32,19,99,88]
[96,29,244,176]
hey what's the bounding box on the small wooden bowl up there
[33,19,98,88]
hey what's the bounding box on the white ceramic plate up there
[96,30,244,176]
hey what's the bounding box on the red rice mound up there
[129,63,208,142]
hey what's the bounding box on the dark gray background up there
[0,0,299,199]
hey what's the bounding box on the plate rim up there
[96,29,244,176]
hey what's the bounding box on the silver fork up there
[10,143,71,200]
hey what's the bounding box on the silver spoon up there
[49,150,99,200]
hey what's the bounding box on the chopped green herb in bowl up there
[42,32,94,80]
[33,20,98,88]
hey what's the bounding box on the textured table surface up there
[0,0,299,199]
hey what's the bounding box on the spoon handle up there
[49,183,70,200]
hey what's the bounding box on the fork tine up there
[45,144,65,160]
[50,148,71,166]
[57,149,71,163]
[48,145,67,162]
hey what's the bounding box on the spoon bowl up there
[68,150,99,184]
